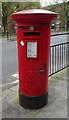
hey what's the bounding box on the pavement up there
[1,67,68,119]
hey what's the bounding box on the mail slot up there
[24,32,40,37]
[11,9,58,109]
[24,31,40,39]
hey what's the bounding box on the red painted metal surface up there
[11,9,58,96]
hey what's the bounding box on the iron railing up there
[49,42,69,76]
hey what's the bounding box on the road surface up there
[0,34,68,84]
[51,34,67,45]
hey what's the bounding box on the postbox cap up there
[11,9,58,24]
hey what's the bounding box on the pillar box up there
[11,9,58,109]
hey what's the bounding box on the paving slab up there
[2,68,68,118]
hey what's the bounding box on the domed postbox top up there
[11,9,58,24]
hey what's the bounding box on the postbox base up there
[19,92,48,109]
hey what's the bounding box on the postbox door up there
[18,26,50,96]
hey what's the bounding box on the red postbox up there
[11,9,58,109]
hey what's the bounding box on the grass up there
[0,34,16,38]
[51,29,69,34]
[0,29,69,39]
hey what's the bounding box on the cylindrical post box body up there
[11,9,58,109]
